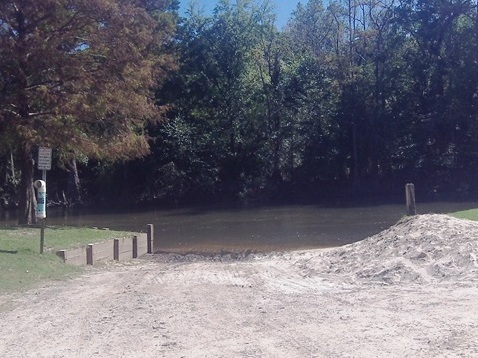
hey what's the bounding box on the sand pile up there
[299,214,478,284]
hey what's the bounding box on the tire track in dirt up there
[143,255,354,357]
[2,214,478,358]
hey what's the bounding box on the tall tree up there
[392,0,477,188]
[0,0,176,223]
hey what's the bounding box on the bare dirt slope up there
[1,214,478,357]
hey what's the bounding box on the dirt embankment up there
[1,214,478,357]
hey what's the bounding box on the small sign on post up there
[38,147,52,171]
[36,147,52,254]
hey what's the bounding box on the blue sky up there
[178,0,302,29]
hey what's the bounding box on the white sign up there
[38,147,52,170]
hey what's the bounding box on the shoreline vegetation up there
[3,0,478,224]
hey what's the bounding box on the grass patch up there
[0,226,136,293]
[0,249,81,293]
[449,208,478,221]
[32,226,132,250]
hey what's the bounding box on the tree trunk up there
[9,150,16,183]
[352,122,360,191]
[18,146,35,225]
[66,155,81,205]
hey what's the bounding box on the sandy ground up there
[1,214,478,357]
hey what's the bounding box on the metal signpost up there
[36,147,52,254]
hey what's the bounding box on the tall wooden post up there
[86,244,93,265]
[147,224,154,254]
[406,183,416,216]
[132,235,138,258]
[40,219,45,254]
[113,239,119,261]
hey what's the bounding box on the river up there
[1,201,476,253]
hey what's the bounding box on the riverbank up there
[1,214,477,357]
[0,226,135,292]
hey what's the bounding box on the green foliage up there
[128,0,478,204]
[2,0,478,206]
[148,0,278,202]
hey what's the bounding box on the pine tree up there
[0,0,176,223]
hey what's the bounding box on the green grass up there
[449,208,478,221]
[0,226,135,293]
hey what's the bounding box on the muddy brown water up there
[1,201,476,254]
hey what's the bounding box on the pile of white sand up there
[299,214,478,284]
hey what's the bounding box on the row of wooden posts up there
[56,224,156,266]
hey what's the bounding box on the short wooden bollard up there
[406,183,416,216]
[86,244,94,265]
[132,235,138,258]
[57,250,67,263]
[113,239,120,261]
[147,224,154,254]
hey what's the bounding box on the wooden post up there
[86,244,93,265]
[132,235,138,258]
[147,224,154,254]
[57,250,67,263]
[406,183,416,216]
[113,239,119,261]
[40,219,45,254]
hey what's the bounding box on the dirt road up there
[1,214,478,357]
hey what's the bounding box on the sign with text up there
[38,147,52,170]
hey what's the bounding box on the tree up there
[151,0,278,202]
[0,0,176,223]
[390,0,478,191]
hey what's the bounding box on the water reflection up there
[1,201,476,253]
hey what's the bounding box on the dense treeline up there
[2,0,478,219]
